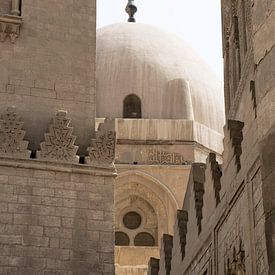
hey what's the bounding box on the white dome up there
[96,23,225,133]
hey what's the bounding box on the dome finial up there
[125,0,137,22]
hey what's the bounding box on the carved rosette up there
[0,106,30,158]
[37,111,79,163]
[87,118,116,167]
[0,15,23,43]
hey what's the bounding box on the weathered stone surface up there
[37,111,79,163]
[0,106,30,158]
[0,159,116,274]
[87,118,116,167]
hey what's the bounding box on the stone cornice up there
[0,157,117,177]
[0,14,23,43]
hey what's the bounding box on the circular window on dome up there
[134,232,155,246]
[123,211,142,230]
[115,231,130,246]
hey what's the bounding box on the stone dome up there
[96,23,225,133]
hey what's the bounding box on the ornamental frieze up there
[147,149,190,165]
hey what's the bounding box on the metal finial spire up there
[125,0,137,23]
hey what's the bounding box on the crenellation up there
[177,210,188,260]
[192,163,206,234]
[37,111,79,163]
[0,106,31,159]
[227,120,244,172]
[208,153,222,206]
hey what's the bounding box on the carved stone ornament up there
[0,106,30,158]
[37,111,79,163]
[148,149,190,165]
[87,118,116,167]
[0,14,23,43]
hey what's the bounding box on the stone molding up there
[192,163,206,234]
[0,106,30,158]
[208,153,222,206]
[227,120,244,172]
[162,234,173,275]
[87,118,116,167]
[0,14,22,43]
[37,111,79,163]
[177,209,188,260]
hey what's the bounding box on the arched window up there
[115,231,130,246]
[123,94,142,118]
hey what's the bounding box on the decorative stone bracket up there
[0,14,22,43]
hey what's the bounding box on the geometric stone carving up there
[148,149,190,165]
[0,14,23,43]
[148,257,160,275]
[87,118,116,167]
[177,210,188,260]
[208,153,222,206]
[0,106,30,158]
[192,163,206,235]
[227,120,244,172]
[162,234,173,275]
[37,111,79,163]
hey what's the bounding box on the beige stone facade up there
[152,0,275,274]
[0,1,117,274]
[96,22,225,275]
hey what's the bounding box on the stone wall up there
[0,0,96,154]
[0,159,115,274]
[153,0,275,274]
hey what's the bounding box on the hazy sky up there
[97,0,224,80]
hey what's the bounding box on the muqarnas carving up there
[177,210,188,260]
[0,106,30,158]
[37,111,79,163]
[208,153,222,206]
[0,15,23,43]
[192,163,206,234]
[162,234,173,275]
[87,118,116,167]
[227,120,244,172]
